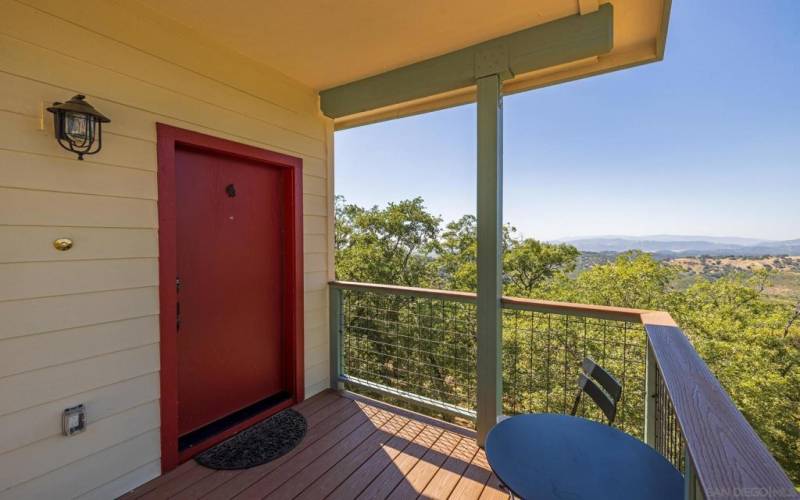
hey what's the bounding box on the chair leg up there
[498,480,515,499]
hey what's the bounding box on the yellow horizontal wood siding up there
[0,0,332,497]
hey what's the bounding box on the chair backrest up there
[570,357,622,424]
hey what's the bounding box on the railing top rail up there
[330,280,651,322]
[331,280,477,303]
[501,295,647,323]
[645,323,796,498]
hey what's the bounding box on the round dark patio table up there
[485,413,683,500]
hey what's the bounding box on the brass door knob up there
[53,238,73,251]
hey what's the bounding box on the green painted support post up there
[475,73,503,446]
[644,341,657,446]
[329,286,343,390]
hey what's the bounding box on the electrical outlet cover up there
[62,404,86,436]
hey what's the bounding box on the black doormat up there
[195,409,307,470]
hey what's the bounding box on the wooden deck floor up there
[120,390,508,499]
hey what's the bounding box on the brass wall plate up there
[53,238,73,251]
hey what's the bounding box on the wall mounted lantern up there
[46,95,110,160]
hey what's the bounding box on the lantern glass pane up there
[64,112,91,146]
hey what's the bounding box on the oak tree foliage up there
[335,197,799,483]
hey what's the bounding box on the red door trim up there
[156,124,304,472]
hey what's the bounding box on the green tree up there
[437,214,579,295]
[565,251,677,309]
[438,215,478,291]
[504,239,579,296]
[335,196,441,286]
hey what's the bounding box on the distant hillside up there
[667,255,800,303]
[556,236,800,257]
[562,234,766,245]
[574,252,800,303]
[670,255,800,274]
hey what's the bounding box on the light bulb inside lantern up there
[64,112,91,146]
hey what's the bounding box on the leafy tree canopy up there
[334,197,800,484]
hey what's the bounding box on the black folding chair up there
[570,357,622,424]
[497,358,624,498]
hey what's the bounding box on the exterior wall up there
[0,1,332,498]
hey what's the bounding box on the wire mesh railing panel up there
[341,288,478,414]
[503,309,648,440]
[654,361,686,470]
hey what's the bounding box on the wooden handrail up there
[646,323,796,498]
[330,281,650,322]
[329,280,796,497]
[330,280,477,303]
[501,296,647,323]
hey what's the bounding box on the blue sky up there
[335,1,800,242]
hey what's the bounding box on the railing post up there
[644,340,657,446]
[684,447,700,500]
[475,73,503,446]
[329,286,344,390]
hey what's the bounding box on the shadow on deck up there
[119,390,508,499]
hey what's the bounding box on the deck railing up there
[329,281,796,499]
[501,305,647,440]
[330,281,478,419]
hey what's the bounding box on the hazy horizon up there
[552,234,798,244]
[335,1,800,242]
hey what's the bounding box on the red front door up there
[175,145,286,436]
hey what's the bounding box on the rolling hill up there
[555,235,800,256]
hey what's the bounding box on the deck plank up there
[386,430,464,500]
[479,471,510,500]
[118,460,199,499]
[120,392,502,500]
[172,469,240,500]
[136,464,214,500]
[325,419,426,500]
[292,413,412,500]
[421,436,480,499]
[355,424,445,500]
[447,448,495,500]
[261,409,399,500]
